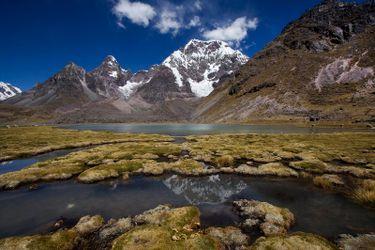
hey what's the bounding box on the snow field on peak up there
[0,82,22,101]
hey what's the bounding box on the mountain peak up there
[183,39,232,53]
[65,61,77,68]
[89,55,124,79]
[185,39,227,47]
[103,55,119,66]
[63,62,85,72]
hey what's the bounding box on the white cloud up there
[113,0,156,27]
[194,0,202,10]
[188,16,201,28]
[202,17,258,45]
[155,9,182,35]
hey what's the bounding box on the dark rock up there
[281,0,375,52]
[243,82,276,95]
[229,85,241,95]
[233,199,295,236]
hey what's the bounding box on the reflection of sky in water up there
[61,123,372,136]
[163,174,247,205]
[0,148,80,175]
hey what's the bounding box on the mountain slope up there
[6,63,100,112]
[0,82,21,101]
[194,0,375,123]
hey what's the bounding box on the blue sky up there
[0,0,365,90]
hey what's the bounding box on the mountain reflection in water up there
[163,174,247,205]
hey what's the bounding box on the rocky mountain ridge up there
[2,39,247,122]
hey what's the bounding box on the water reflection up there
[163,174,247,205]
[60,123,372,136]
[0,148,80,175]
[0,175,374,240]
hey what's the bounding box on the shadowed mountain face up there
[1,0,374,124]
[5,63,98,112]
[193,0,375,123]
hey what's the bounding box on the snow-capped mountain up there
[5,39,249,121]
[118,39,249,99]
[162,39,249,97]
[87,55,132,98]
[0,82,22,101]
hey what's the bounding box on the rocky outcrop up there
[281,0,375,52]
[233,199,295,236]
[205,226,249,249]
[313,58,374,91]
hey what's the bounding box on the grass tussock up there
[351,179,375,207]
[216,155,235,168]
[313,174,344,190]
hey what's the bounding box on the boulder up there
[205,226,249,248]
[74,215,104,235]
[233,199,295,236]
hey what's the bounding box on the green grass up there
[0,126,173,161]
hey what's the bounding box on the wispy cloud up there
[112,0,258,48]
[113,0,156,27]
[155,9,182,35]
[194,0,202,11]
[202,17,258,46]
[188,16,201,28]
[113,0,203,35]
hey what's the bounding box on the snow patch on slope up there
[119,77,152,99]
[163,51,184,87]
[0,82,22,101]
[109,71,118,78]
[188,63,221,97]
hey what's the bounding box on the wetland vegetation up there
[0,126,374,249]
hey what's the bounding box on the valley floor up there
[0,126,374,249]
